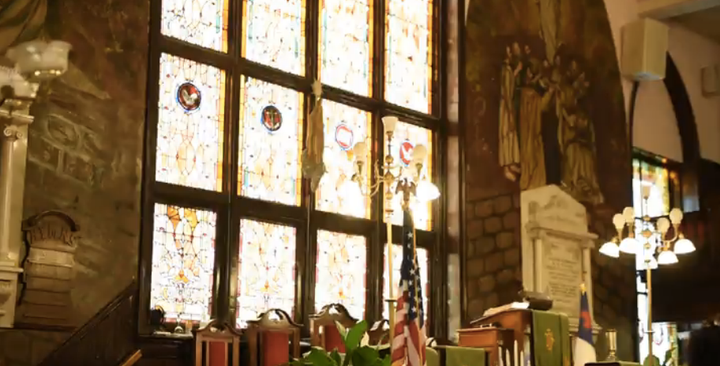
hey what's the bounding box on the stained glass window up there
[319,0,373,96]
[238,77,304,206]
[316,101,372,218]
[315,230,367,319]
[236,220,297,327]
[632,158,672,218]
[156,54,226,191]
[242,0,306,75]
[150,203,216,323]
[385,121,434,230]
[161,0,230,52]
[382,244,429,322]
[385,0,433,113]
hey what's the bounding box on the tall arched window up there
[139,0,444,333]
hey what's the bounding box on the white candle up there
[514,340,519,366]
[506,349,511,366]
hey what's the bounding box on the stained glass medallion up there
[315,230,367,319]
[319,0,373,96]
[236,219,297,328]
[261,105,283,132]
[242,0,306,75]
[150,203,216,323]
[161,0,229,52]
[177,82,202,112]
[385,0,433,113]
[384,121,433,230]
[239,77,303,206]
[316,101,371,218]
[382,243,428,322]
[156,54,225,192]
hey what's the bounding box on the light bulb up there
[619,236,639,254]
[674,237,696,254]
[382,116,398,134]
[599,240,620,258]
[411,144,427,163]
[415,180,440,202]
[656,217,670,234]
[669,208,683,225]
[622,207,635,223]
[612,214,625,230]
[657,250,679,265]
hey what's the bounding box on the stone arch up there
[663,54,701,163]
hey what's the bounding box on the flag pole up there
[386,207,395,341]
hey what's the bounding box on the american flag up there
[390,210,426,366]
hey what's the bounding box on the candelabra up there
[350,116,439,340]
[598,186,695,363]
[0,40,71,328]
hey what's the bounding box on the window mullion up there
[224,60,243,327]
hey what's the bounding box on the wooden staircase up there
[38,281,141,366]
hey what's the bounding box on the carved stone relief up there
[17,210,79,327]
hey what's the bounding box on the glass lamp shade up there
[6,40,72,80]
[352,142,367,163]
[673,237,696,254]
[599,241,620,258]
[382,116,398,134]
[657,250,679,265]
[619,237,640,254]
[415,180,440,202]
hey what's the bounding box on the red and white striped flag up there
[390,210,426,366]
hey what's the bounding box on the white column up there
[0,101,32,328]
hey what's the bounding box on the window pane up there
[382,244,428,323]
[236,219,297,328]
[242,0,306,75]
[150,203,216,323]
[632,158,670,217]
[156,54,225,191]
[384,121,433,230]
[319,0,373,96]
[385,0,433,113]
[316,101,372,218]
[161,0,230,52]
[239,77,304,206]
[315,230,367,319]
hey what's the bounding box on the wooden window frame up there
[138,0,449,337]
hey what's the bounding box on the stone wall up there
[0,0,149,365]
[465,193,522,321]
[463,195,638,359]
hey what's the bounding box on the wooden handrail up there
[38,280,139,366]
[119,350,142,366]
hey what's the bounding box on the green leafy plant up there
[289,320,391,366]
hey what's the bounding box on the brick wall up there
[0,0,149,365]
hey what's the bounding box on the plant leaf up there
[336,321,348,340]
[345,320,368,351]
[306,348,334,366]
[330,350,343,366]
[381,353,391,366]
[352,346,380,366]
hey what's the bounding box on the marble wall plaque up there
[541,234,583,318]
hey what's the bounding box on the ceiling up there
[670,5,720,43]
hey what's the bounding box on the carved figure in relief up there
[498,46,521,181]
[518,45,546,190]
